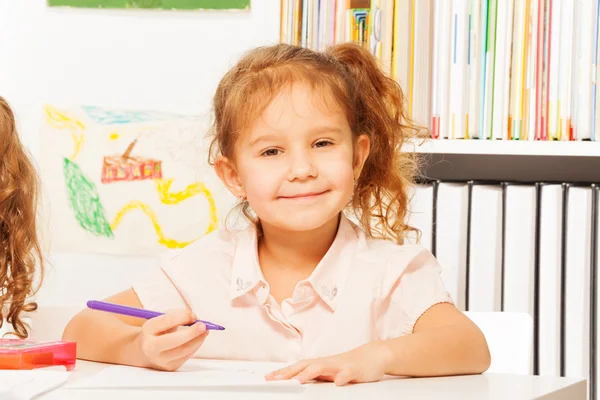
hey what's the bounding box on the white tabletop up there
[39,361,586,400]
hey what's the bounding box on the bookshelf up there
[409,140,600,157]
[410,140,600,184]
[280,0,600,184]
[413,141,600,184]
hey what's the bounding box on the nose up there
[286,149,317,181]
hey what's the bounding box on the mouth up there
[278,190,329,200]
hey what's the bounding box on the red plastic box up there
[0,339,76,371]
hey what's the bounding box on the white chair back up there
[464,311,533,375]
[27,304,84,341]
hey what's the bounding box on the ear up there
[214,156,245,198]
[353,134,370,180]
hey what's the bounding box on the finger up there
[313,374,336,382]
[153,351,195,372]
[163,333,212,371]
[162,328,209,360]
[265,360,309,380]
[144,309,197,335]
[334,368,356,386]
[161,309,191,334]
[292,364,330,384]
[154,322,206,352]
[163,353,194,372]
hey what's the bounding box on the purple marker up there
[86,300,225,331]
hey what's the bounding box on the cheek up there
[318,152,355,189]
[237,159,282,198]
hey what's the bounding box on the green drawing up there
[63,157,114,238]
[47,0,250,10]
[128,0,161,7]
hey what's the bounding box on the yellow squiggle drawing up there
[110,201,197,249]
[44,105,85,160]
[111,178,218,249]
[155,178,218,233]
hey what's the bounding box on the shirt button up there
[294,287,308,301]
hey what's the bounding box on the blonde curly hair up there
[209,43,422,244]
[0,96,43,338]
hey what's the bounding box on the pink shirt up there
[133,214,453,362]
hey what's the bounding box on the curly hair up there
[209,42,424,244]
[0,96,43,338]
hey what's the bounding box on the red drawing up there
[101,139,163,184]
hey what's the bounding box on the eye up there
[261,148,280,157]
[314,140,333,148]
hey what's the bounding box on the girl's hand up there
[265,341,390,386]
[137,309,209,371]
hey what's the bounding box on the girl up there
[63,43,490,385]
[0,96,43,338]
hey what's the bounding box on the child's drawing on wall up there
[41,105,236,256]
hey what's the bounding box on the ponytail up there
[327,43,423,244]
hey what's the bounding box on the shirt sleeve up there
[376,246,454,339]
[131,228,236,313]
[132,267,189,313]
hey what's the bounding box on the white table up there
[39,360,587,400]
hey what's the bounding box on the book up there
[281,0,599,141]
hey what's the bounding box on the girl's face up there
[215,82,370,233]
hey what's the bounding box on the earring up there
[239,194,246,201]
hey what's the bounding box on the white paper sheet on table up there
[66,359,305,391]
[0,368,70,400]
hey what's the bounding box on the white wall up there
[0,0,280,305]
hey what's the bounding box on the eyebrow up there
[248,126,345,146]
[249,134,279,146]
[308,126,344,136]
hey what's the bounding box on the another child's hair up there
[209,43,422,244]
[0,97,43,338]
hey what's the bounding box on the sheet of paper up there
[40,104,238,256]
[67,359,305,391]
[0,369,69,400]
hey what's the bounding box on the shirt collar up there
[229,214,359,310]
[229,226,264,300]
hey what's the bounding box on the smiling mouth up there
[279,190,329,200]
